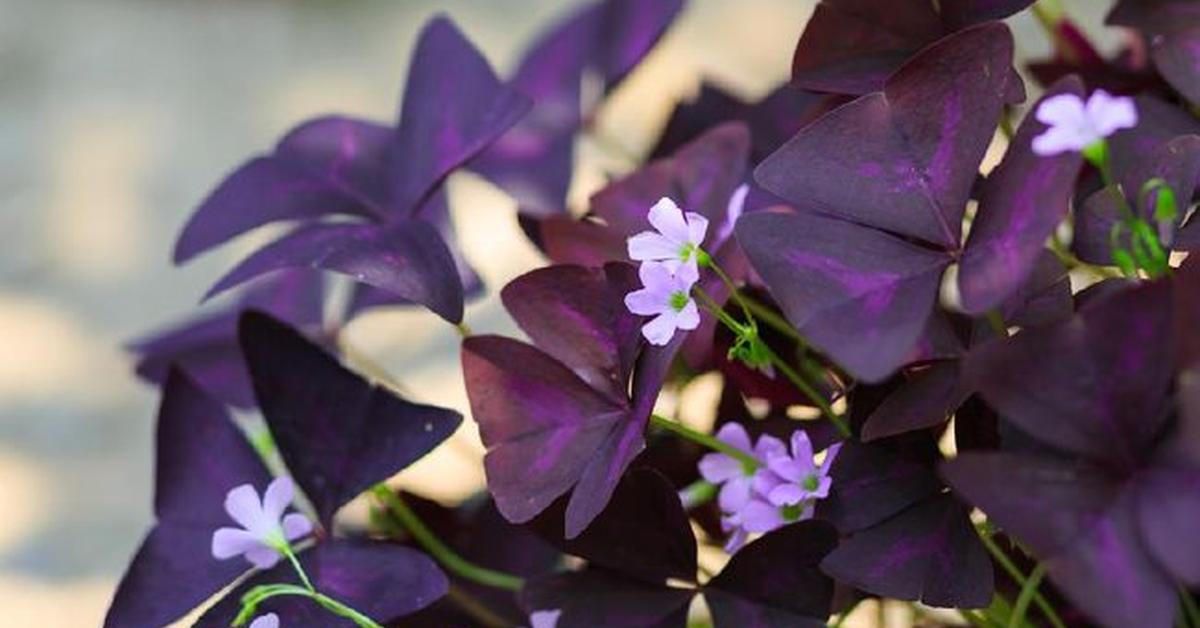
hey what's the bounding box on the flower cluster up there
[623,197,708,345]
[699,424,838,552]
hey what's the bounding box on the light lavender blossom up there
[754,431,840,513]
[624,260,701,346]
[1032,90,1137,156]
[248,613,280,628]
[211,476,313,569]
[529,609,562,628]
[626,197,709,273]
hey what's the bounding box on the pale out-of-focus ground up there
[0,0,1113,625]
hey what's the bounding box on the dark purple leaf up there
[196,541,448,627]
[1135,467,1200,586]
[531,468,696,584]
[790,1,1027,98]
[105,370,271,628]
[472,0,683,216]
[736,209,952,382]
[174,116,391,263]
[763,23,1015,249]
[463,272,677,539]
[130,271,326,408]
[205,219,464,323]
[389,16,532,214]
[238,311,462,528]
[963,279,1173,469]
[651,82,839,163]
[821,493,993,608]
[502,264,641,402]
[958,76,1084,313]
[862,362,967,441]
[943,453,1177,628]
[705,521,837,627]
[940,0,1035,28]
[817,439,941,534]
[521,570,694,628]
[1108,0,1200,104]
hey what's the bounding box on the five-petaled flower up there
[624,260,701,346]
[1031,89,1138,156]
[211,476,313,569]
[699,425,839,552]
[627,197,710,273]
[249,613,280,628]
[754,431,840,515]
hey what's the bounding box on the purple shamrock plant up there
[110,2,1200,627]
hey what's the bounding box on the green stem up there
[704,257,756,325]
[235,585,383,628]
[456,322,472,338]
[739,293,804,344]
[1047,234,1122,279]
[760,343,850,437]
[692,287,847,436]
[978,530,1067,628]
[679,479,718,509]
[371,486,525,591]
[281,545,315,592]
[1009,563,1048,628]
[650,414,760,471]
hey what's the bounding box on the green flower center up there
[669,291,690,312]
[803,474,820,492]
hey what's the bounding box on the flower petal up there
[223,484,264,531]
[714,423,753,452]
[641,312,678,346]
[248,613,280,628]
[1032,125,1092,156]
[244,545,282,570]
[740,499,785,533]
[261,476,295,525]
[699,452,744,483]
[789,431,814,464]
[684,212,709,247]
[282,513,313,541]
[211,527,261,561]
[719,477,753,513]
[1086,90,1137,137]
[674,300,700,331]
[624,287,666,316]
[647,197,690,243]
[627,231,683,262]
[1035,93,1086,127]
[767,483,806,507]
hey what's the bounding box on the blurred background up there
[0,0,1114,624]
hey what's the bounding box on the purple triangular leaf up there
[173,116,390,263]
[105,370,270,628]
[862,361,967,441]
[502,264,641,403]
[130,272,326,408]
[472,0,683,216]
[196,541,448,627]
[940,0,1035,29]
[943,452,1177,628]
[762,23,1014,248]
[205,219,464,323]
[817,439,942,533]
[963,279,1173,467]
[388,15,531,214]
[1135,467,1200,586]
[530,468,697,584]
[521,570,694,628]
[238,311,462,528]
[736,209,952,382]
[958,76,1084,313]
[704,521,837,627]
[820,493,993,608]
[462,334,630,526]
[1108,1,1200,105]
